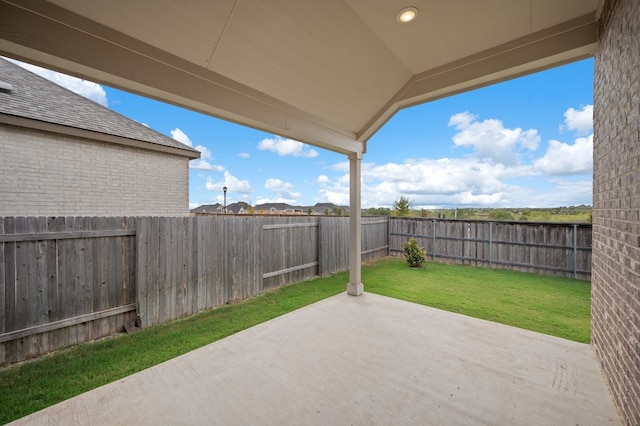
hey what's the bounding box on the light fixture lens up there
[397,7,418,23]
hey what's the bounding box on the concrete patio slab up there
[10,292,621,425]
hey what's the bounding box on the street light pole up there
[223,186,227,214]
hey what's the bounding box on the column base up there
[347,282,364,296]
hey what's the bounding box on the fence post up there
[461,221,465,261]
[432,219,436,259]
[386,216,390,256]
[318,217,323,275]
[489,221,493,267]
[572,223,578,279]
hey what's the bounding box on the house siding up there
[0,124,190,216]
[592,0,640,424]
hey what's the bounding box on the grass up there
[0,258,590,424]
[364,258,590,344]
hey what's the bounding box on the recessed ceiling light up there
[397,6,418,23]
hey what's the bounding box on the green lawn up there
[0,258,590,424]
[364,258,590,344]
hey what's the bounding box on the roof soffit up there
[0,0,600,154]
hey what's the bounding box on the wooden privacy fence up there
[1,215,591,366]
[136,215,389,327]
[1,215,389,365]
[0,217,136,366]
[389,217,592,280]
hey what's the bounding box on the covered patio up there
[10,293,620,425]
[2,0,638,423]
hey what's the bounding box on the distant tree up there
[247,205,255,214]
[365,207,392,216]
[307,208,312,215]
[332,207,344,216]
[324,208,330,215]
[393,196,411,217]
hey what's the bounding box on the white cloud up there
[195,145,212,159]
[189,159,225,171]
[265,178,292,191]
[170,128,193,146]
[320,153,592,209]
[317,175,330,184]
[563,105,593,135]
[318,191,350,206]
[263,178,302,203]
[187,142,224,170]
[533,135,593,176]
[448,111,477,129]
[358,157,516,207]
[9,58,108,106]
[238,152,251,159]
[205,171,252,194]
[257,137,319,158]
[448,111,540,166]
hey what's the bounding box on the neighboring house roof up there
[192,202,349,215]
[255,203,293,212]
[0,58,200,159]
[190,204,222,213]
[227,202,250,214]
[310,203,349,213]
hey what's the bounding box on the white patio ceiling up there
[0,0,601,155]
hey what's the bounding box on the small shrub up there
[404,237,426,268]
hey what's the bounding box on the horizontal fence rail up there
[389,218,591,280]
[1,215,590,366]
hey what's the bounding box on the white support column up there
[347,151,363,296]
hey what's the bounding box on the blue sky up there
[12,58,594,210]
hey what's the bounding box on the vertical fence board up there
[49,218,64,350]
[94,217,108,337]
[174,218,183,320]
[207,216,217,309]
[190,217,201,315]
[26,217,47,359]
[13,217,29,361]
[136,217,148,328]
[3,217,17,363]
[89,217,100,342]
[167,217,176,321]
[107,217,119,335]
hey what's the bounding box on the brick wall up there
[0,125,191,216]
[592,0,640,424]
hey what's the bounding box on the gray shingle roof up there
[0,58,199,158]
[190,204,222,213]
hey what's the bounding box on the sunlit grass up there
[364,258,590,343]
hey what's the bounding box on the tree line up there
[363,197,592,223]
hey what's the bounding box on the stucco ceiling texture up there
[0,0,602,154]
